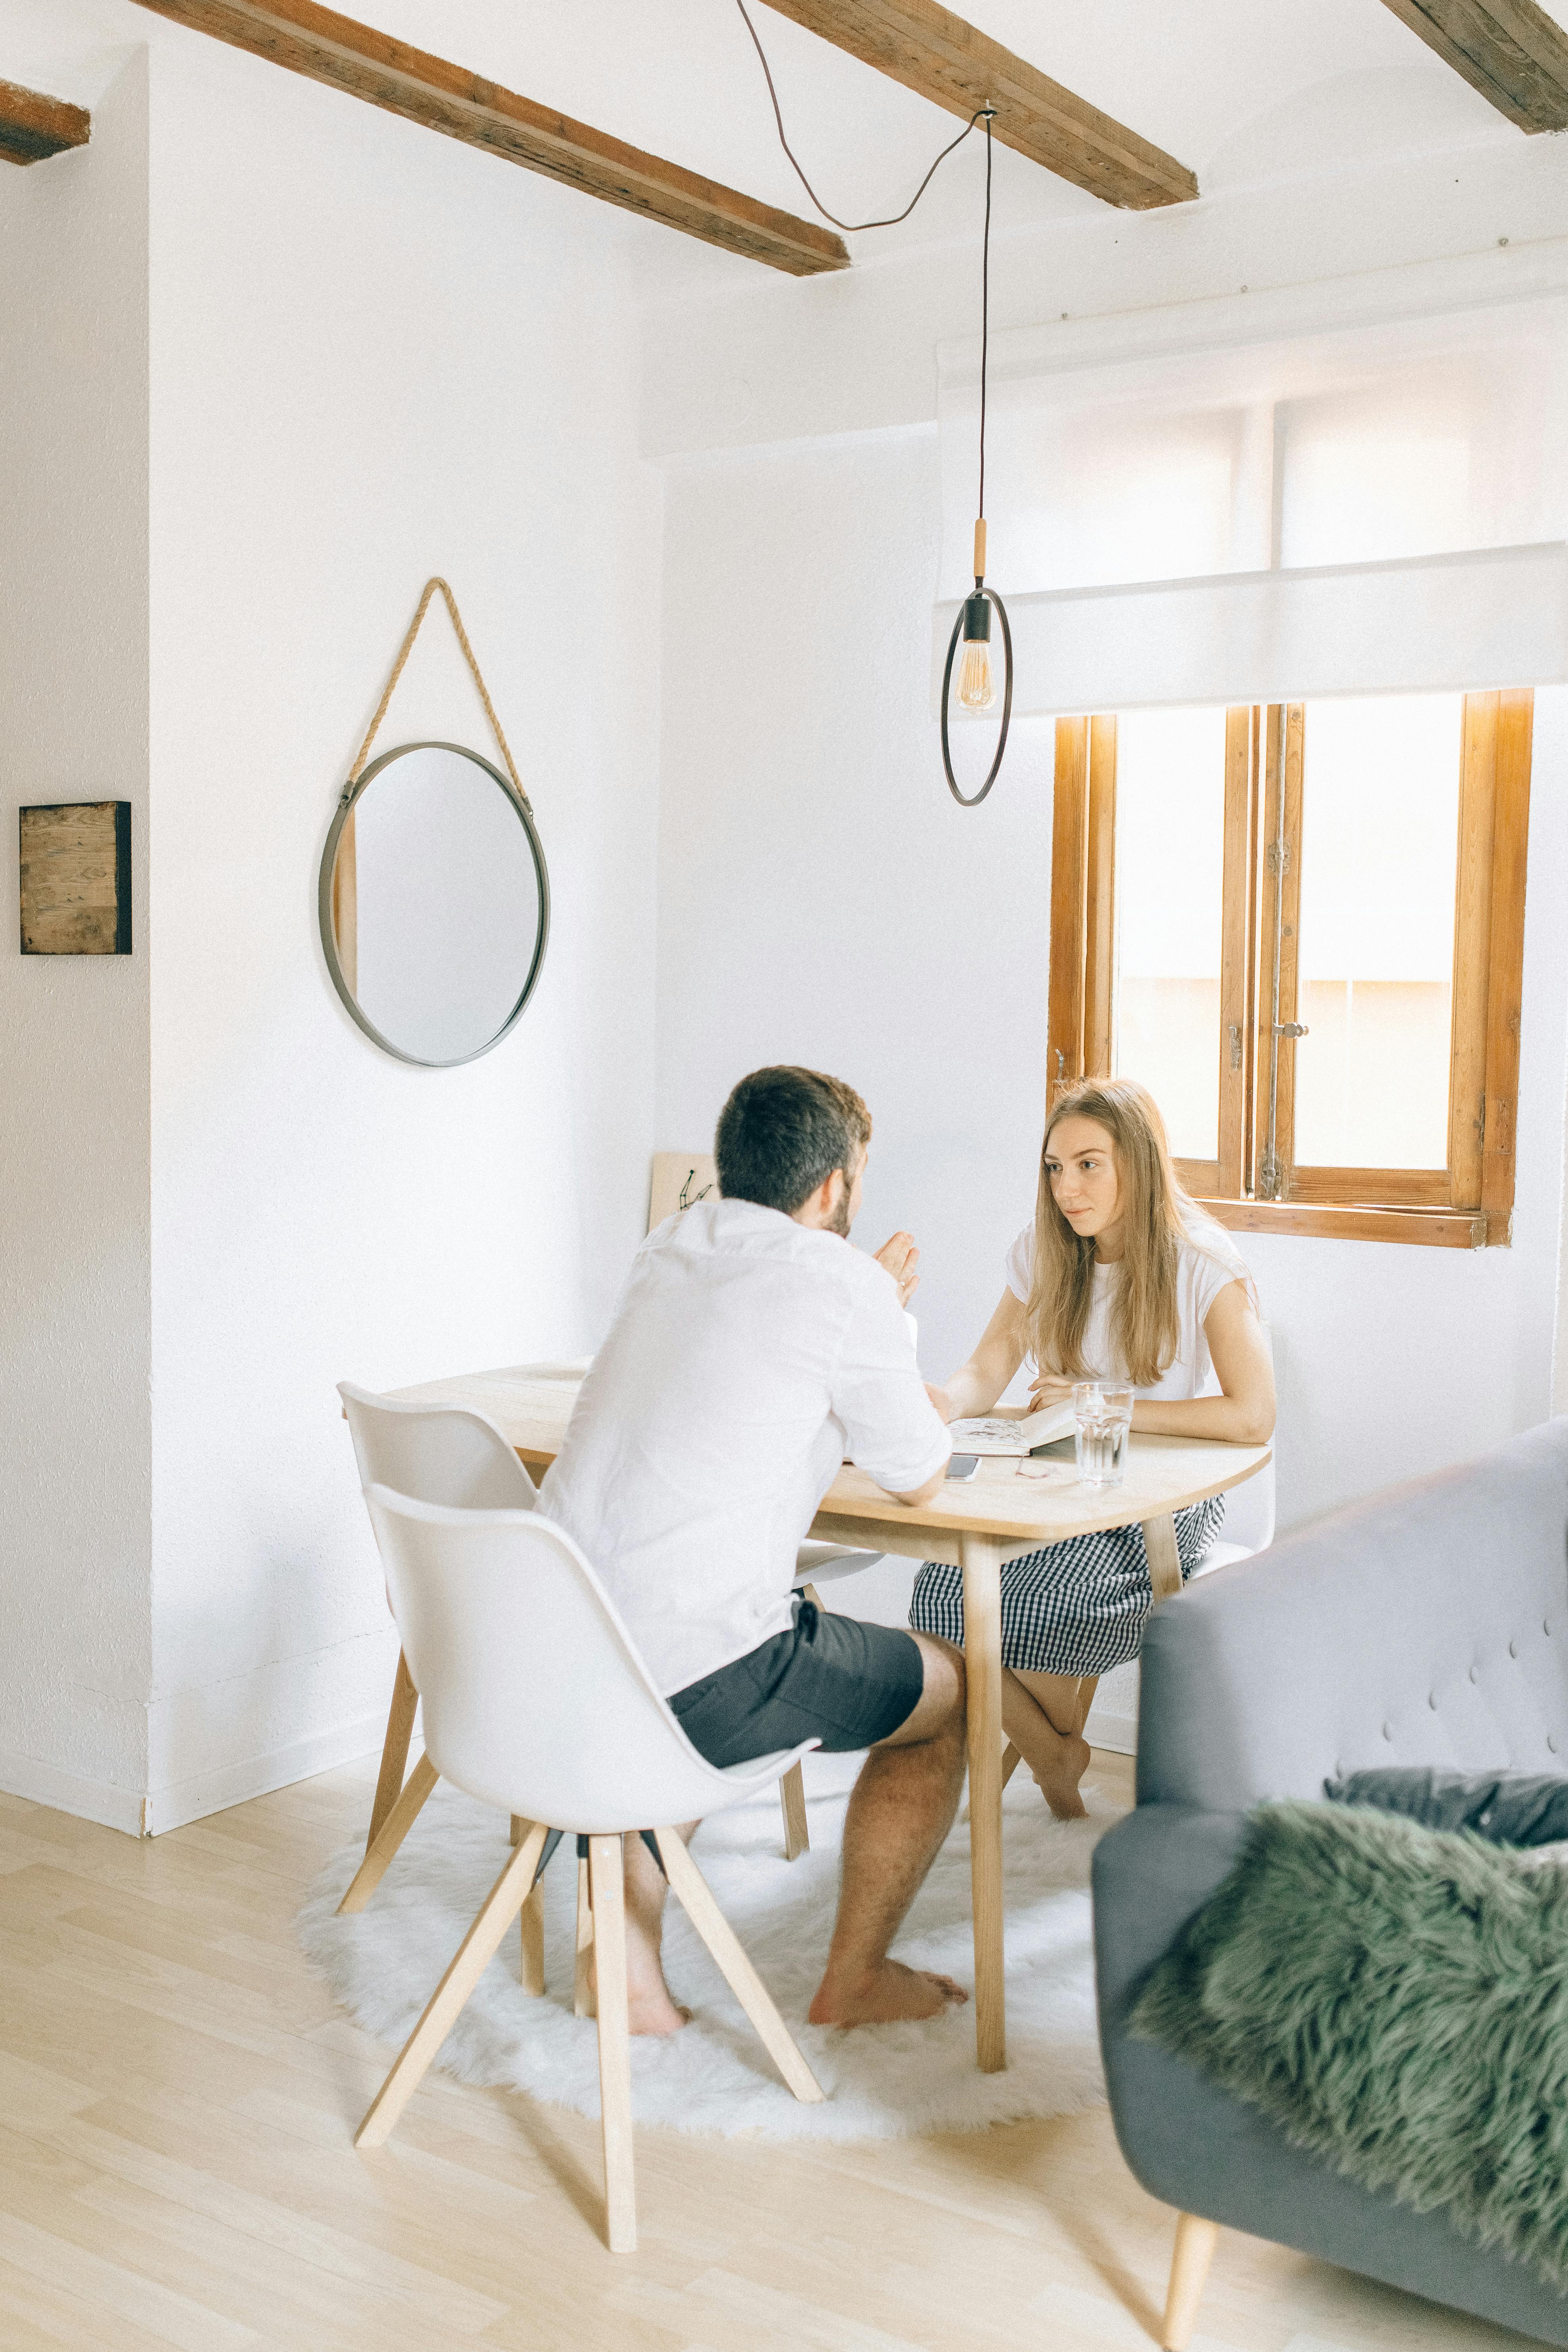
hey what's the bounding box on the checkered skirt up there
[907,1492,1227,1676]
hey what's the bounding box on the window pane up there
[1292,695,1461,1170]
[1113,707,1229,1163]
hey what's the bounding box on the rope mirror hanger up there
[320,578,550,1070]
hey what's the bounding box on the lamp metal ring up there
[939,588,1014,807]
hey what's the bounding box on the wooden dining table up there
[389,1364,1270,2075]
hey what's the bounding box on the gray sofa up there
[1093,1417,1568,2350]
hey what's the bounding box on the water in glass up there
[1073,1382,1133,1488]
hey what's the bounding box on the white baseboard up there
[144,1708,397,1834]
[0,1751,149,1836]
[0,1711,402,1839]
[1083,1706,1137,1758]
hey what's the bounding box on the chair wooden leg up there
[587,1835,637,2254]
[338,1753,439,1915]
[654,1826,823,2105]
[1000,1742,1022,1790]
[779,1761,810,1860]
[1146,1512,1183,1603]
[1162,2213,1218,2351]
[367,1651,420,1849]
[509,1815,525,1846]
[519,1881,546,1997]
[355,1820,548,2149]
[574,1855,596,2019]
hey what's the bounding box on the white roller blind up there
[935,294,1568,708]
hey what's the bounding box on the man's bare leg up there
[809,1634,969,2028]
[1003,1668,1091,1819]
[610,1825,697,2036]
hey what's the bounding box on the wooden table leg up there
[367,1651,419,1849]
[961,1532,1006,2073]
[1145,1512,1183,1603]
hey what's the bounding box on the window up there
[1047,691,1533,1245]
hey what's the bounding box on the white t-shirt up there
[539,1198,952,1694]
[1003,1215,1253,1399]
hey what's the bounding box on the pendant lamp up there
[940,110,1013,808]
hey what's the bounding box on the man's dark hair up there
[714,1066,872,1215]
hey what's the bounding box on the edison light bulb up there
[958,636,996,712]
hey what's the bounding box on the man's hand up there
[873,1230,921,1309]
[1027,1371,1076,1412]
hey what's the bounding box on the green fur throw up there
[1131,1799,1568,2292]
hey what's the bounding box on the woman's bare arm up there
[1124,1280,1276,1443]
[927,1288,1028,1423]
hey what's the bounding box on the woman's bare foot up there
[808,1957,969,2027]
[1033,1729,1092,1820]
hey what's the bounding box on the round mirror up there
[319,741,549,1068]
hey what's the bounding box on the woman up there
[910,1077,1275,1820]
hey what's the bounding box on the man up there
[539,1065,967,2032]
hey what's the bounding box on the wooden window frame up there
[1047,690,1532,1248]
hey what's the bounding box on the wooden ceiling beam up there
[0,79,91,166]
[758,0,1197,210]
[1378,0,1568,132]
[129,0,848,275]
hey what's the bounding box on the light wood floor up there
[0,1752,1529,2352]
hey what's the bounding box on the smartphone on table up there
[945,1454,980,1481]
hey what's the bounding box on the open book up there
[948,1400,1077,1457]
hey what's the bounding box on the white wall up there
[0,54,154,1832]
[1,12,662,1833]
[651,139,1568,1545]
[139,27,661,1830]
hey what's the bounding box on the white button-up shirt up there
[539,1197,951,1694]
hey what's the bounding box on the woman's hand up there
[925,1384,955,1423]
[874,1230,921,1309]
[1027,1370,1076,1412]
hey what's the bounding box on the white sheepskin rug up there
[298,1755,1113,2142]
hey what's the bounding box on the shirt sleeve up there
[1188,1236,1251,1325]
[1004,1222,1034,1303]
[830,1265,952,1496]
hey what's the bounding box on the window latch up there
[1228,1022,1243,1070]
[1274,1022,1309,1039]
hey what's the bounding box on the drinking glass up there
[1072,1382,1134,1487]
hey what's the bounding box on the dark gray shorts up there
[669,1598,925,1768]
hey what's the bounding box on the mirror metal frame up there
[317,739,550,1069]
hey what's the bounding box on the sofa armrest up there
[1093,1803,1258,2210]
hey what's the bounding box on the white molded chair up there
[1078,1326,1278,1761]
[348,1487,824,2252]
[339,1381,551,1965]
[1192,1444,1276,1574]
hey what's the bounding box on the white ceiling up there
[6,0,1568,286]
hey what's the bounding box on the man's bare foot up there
[626,1990,691,2036]
[808,1957,969,2027]
[590,1956,691,2036]
[1033,1730,1092,1820]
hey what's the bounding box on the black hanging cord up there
[979,110,991,522]
[941,110,1012,808]
[734,0,987,233]
[732,0,1010,806]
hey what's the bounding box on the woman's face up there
[1043,1115,1122,1245]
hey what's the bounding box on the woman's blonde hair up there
[1027,1077,1195,1389]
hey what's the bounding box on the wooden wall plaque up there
[19,801,132,954]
